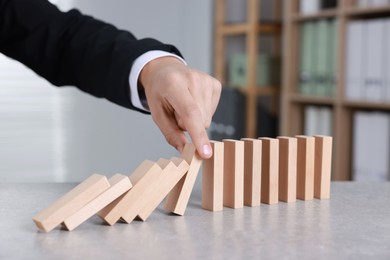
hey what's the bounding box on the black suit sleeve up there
[0,0,182,112]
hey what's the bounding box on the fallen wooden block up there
[62,174,132,231]
[278,136,297,203]
[202,141,224,212]
[314,135,333,199]
[33,174,110,232]
[259,138,279,205]
[241,138,262,207]
[223,139,244,209]
[138,157,189,221]
[98,160,162,225]
[164,143,202,215]
[296,135,315,200]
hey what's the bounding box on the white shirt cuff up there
[129,50,186,112]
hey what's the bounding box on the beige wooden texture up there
[214,0,225,82]
[33,174,110,232]
[296,135,315,200]
[223,139,244,209]
[164,143,202,215]
[202,141,224,211]
[259,138,279,205]
[63,174,132,231]
[138,158,189,221]
[241,138,262,207]
[314,135,333,199]
[98,160,162,225]
[246,0,260,138]
[278,136,297,203]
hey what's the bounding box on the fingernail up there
[202,144,212,157]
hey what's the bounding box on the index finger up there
[167,89,212,159]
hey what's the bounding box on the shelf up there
[344,5,390,18]
[230,86,280,96]
[257,23,282,34]
[220,22,281,35]
[343,100,390,110]
[215,0,282,139]
[282,0,390,182]
[291,9,338,22]
[220,24,249,35]
[244,86,280,96]
[289,94,335,105]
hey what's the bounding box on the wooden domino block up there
[33,174,110,232]
[63,174,132,231]
[223,139,244,209]
[314,135,332,199]
[241,138,262,207]
[138,157,189,221]
[98,160,162,225]
[259,138,279,205]
[164,143,202,215]
[296,135,315,200]
[202,141,224,211]
[278,136,297,203]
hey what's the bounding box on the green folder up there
[326,19,338,97]
[315,20,329,96]
[229,53,247,87]
[299,22,316,95]
[229,53,280,88]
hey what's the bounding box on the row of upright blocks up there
[202,135,332,211]
[32,135,332,232]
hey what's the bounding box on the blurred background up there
[1,0,389,182]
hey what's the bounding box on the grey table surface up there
[0,182,389,260]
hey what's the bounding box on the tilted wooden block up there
[164,143,202,215]
[241,138,262,207]
[33,174,110,232]
[314,135,333,199]
[278,136,297,203]
[202,141,224,212]
[259,138,279,205]
[138,157,189,221]
[98,160,162,225]
[296,135,315,200]
[223,139,244,209]
[63,174,132,231]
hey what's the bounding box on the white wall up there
[0,0,213,182]
[74,0,213,73]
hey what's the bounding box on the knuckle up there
[189,71,201,83]
[163,71,182,86]
[213,79,222,94]
[164,132,179,148]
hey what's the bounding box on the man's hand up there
[139,56,221,159]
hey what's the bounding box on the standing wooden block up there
[314,135,333,199]
[33,174,110,232]
[202,141,224,212]
[241,138,262,207]
[223,139,244,209]
[164,143,202,215]
[98,160,162,225]
[296,135,315,200]
[138,158,189,221]
[259,138,279,205]
[63,174,132,231]
[277,136,297,203]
